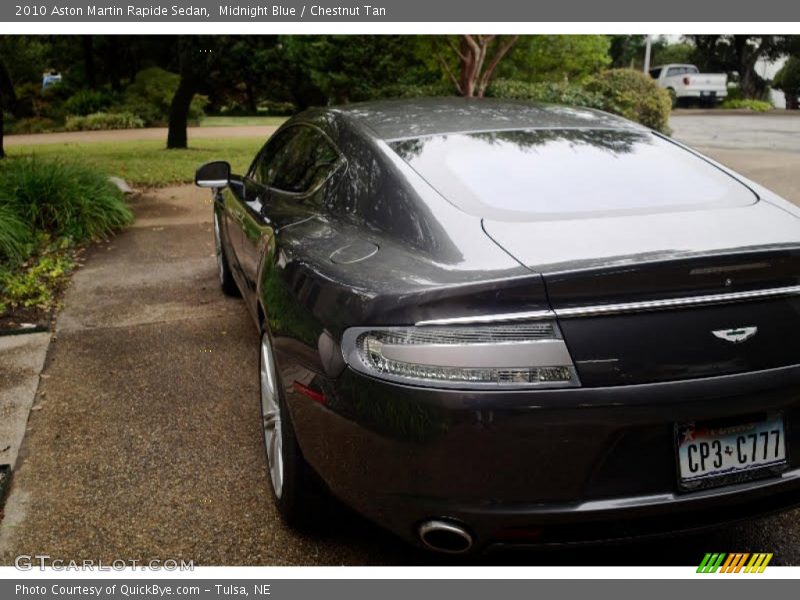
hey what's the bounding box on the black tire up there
[213,209,240,297]
[667,88,678,109]
[259,330,327,531]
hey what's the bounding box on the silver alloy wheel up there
[213,211,224,286]
[260,334,284,499]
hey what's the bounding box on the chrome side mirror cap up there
[195,161,231,188]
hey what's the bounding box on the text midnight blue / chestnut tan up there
[219,4,387,16]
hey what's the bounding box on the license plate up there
[676,415,786,488]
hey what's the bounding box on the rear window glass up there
[666,66,699,76]
[389,129,756,220]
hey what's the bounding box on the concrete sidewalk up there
[0,333,50,471]
[0,186,406,565]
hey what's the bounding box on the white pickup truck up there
[649,64,728,106]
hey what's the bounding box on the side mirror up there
[195,161,231,188]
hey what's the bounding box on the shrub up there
[724,85,744,101]
[721,98,773,112]
[217,99,298,116]
[773,56,800,110]
[63,89,116,116]
[488,79,604,109]
[0,203,34,265]
[64,111,145,131]
[120,67,208,125]
[0,157,133,242]
[4,116,60,134]
[256,100,297,115]
[13,82,58,119]
[773,57,800,93]
[585,69,673,133]
[0,240,74,310]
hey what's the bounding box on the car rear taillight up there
[341,322,580,389]
[683,76,691,85]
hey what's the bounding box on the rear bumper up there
[285,362,800,550]
[677,89,728,99]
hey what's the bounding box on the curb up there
[0,465,10,509]
[0,331,53,513]
[0,324,50,337]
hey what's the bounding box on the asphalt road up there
[2,114,800,566]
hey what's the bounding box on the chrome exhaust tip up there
[418,519,474,554]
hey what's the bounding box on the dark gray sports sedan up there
[196,98,800,554]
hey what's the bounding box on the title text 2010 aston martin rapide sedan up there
[196,98,800,554]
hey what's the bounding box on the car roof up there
[329,97,643,141]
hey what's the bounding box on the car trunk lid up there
[483,201,800,386]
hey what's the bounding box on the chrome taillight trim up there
[415,310,556,327]
[413,285,800,325]
[554,284,800,318]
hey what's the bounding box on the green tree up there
[434,35,519,97]
[609,36,693,71]
[280,35,435,105]
[688,35,799,99]
[206,36,291,113]
[608,35,646,69]
[0,36,52,85]
[499,35,610,82]
[773,56,800,109]
[651,42,694,67]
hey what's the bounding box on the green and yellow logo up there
[697,553,773,573]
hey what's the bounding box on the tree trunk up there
[739,59,762,99]
[732,35,767,100]
[440,35,517,98]
[476,35,518,97]
[0,104,5,159]
[0,57,16,160]
[167,38,204,150]
[786,92,799,110]
[459,37,479,97]
[244,79,257,113]
[107,36,122,91]
[82,35,96,88]
[167,76,196,149]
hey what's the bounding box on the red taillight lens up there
[683,76,691,85]
[292,381,326,405]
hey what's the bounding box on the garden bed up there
[0,157,133,332]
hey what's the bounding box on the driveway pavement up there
[670,112,800,204]
[670,111,800,153]
[2,115,800,566]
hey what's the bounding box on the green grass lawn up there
[7,138,264,187]
[199,116,288,127]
